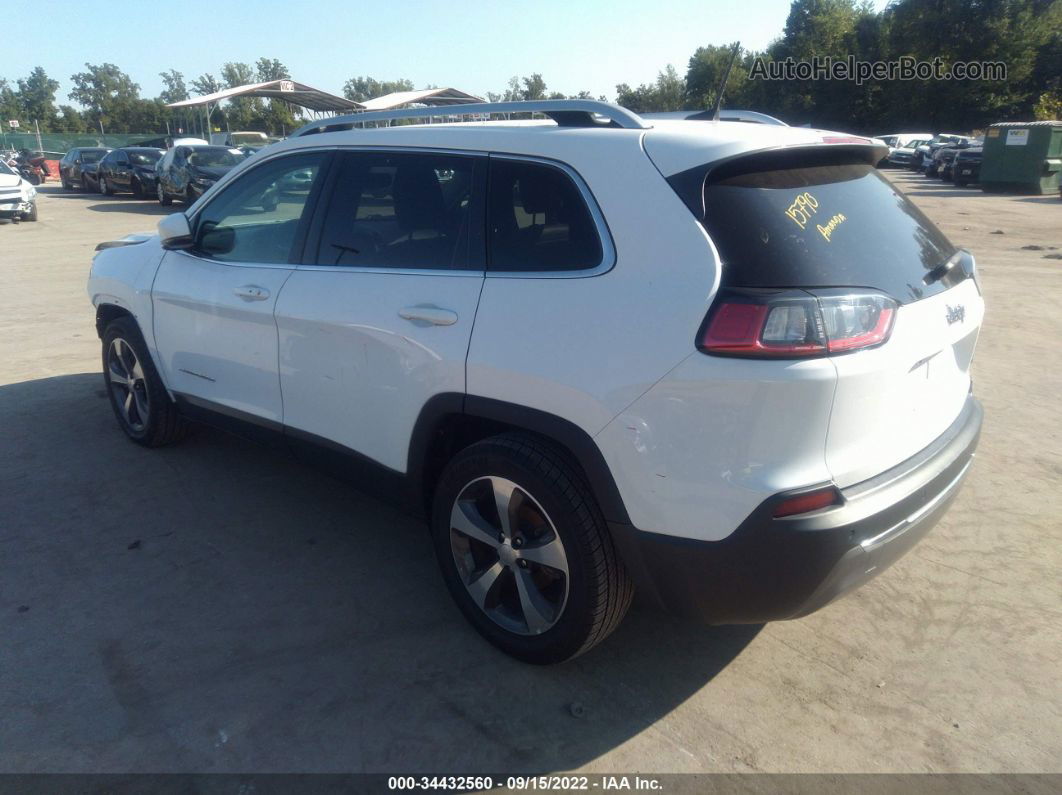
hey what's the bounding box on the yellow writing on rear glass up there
[817,213,847,242]
[784,192,819,229]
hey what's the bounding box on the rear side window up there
[314,151,476,270]
[696,155,958,303]
[81,150,106,164]
[487,159,603,272]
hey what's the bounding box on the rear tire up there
[431,433,633,664]
[157,182,172,206]
[100,175,111,195]
[131,177,142,198]
[101,317,189,447]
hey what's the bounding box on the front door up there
[275,149,486,472]
[151,150,330,423]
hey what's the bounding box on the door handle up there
[398,305,458,326]
[234,285,270,301]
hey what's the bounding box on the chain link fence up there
[0,131,163,157]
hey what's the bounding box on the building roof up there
[167,80,363,114]
[357,87,484,111]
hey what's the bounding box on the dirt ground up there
[0,174,1059,775]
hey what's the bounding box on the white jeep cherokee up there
[87,101,983,664]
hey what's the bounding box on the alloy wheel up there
[449,476,569,635]
[107,337,150,432]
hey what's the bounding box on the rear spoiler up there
[666,141,889,220]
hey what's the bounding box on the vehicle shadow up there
[38,185,182,214]
[0,372,760,774]
[85,201,177,216]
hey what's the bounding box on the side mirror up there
[158,213,193,250]
[198,221,235,256]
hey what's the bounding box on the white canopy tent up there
[165,79,364,138]
[357,88,484,111]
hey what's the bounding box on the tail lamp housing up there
[699,288,898,358]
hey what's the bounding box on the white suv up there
[87,101,983,664]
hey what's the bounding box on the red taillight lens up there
[772,487,842,518]
[699,290,897,358]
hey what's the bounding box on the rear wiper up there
[924,252,962,286]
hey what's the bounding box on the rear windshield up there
[698,156,958,303]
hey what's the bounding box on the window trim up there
[297,145,487,276]
[485,153,615,279]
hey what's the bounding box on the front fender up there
[88,234,168,374]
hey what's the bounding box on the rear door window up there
[695,153,959,303]
[487,158,604,272]
[313,151,478,270]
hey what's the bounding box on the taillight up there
[699,289,897,358]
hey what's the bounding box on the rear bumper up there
[609,395,982,624]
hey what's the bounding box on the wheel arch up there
[95,302,135,339]
[410,394,631,526]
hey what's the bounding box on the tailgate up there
[826,278,983,487]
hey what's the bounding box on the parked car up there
[952,147,983,186]
[926,144,958,177]
[938,147,963,181]
[0,158,38,221]
[88,100,983,664]
[918,135,972,174]
[210,131,270,150]
[59,147,111,190]
[155,145,244,205]
[97,147,165,197]
[887,139,931,168]
[874,133,933,167]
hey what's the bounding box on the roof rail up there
[641,109,788,126]
[291,100,650,137]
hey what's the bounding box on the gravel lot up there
[1,175,1059,775]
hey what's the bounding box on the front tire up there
[21,202,37,222]
[100,175,111,195]
[431,433,633,664]
[102,317,188,447]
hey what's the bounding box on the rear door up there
[151,150,329,423]
[695,149,983,486]
[275,149,485,472]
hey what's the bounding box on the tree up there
[342,76,415,102]
[54,105,88,133]
[0,79,19,123]
[158,70,189,104]
[69,63,140,116]
[191,73,222,96]
[254,58,299,134]
[615,65,686,112]
[521,73,547,100]
[219,61,257,130]
[16,67,60,128]
[686,44,751,111]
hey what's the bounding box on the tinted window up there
[187,147,242,168]
[128,150,161,166]
[80,150,106,164]
[487,159,602,272]
[699,156,958,304]
[193,152,326,265]
[315,151,475,270]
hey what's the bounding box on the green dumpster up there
[980,121,1062,194]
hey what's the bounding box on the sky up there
[7,0,890,107]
